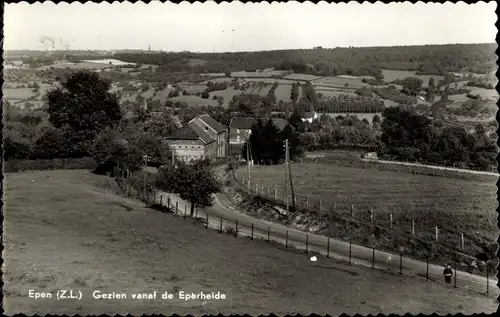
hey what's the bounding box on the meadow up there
[466,86,499,99]
[231,70,289,78]
[312,76,370,89]
[208,87,243,107]
[234,163,498,272]
[273,84,296,102]
[315,87,359,98]
[169,95,219,107]
[4,88,36,100]
[283,73,324,81]
[3,169,496,315]
[381,69,445,87]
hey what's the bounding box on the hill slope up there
[3,169,496,315]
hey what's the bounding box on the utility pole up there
[286,139,296,212]
[246,139,251,189]
[226,128,229,168]
[143,154,150,198]
[284,140,289,215]
[171,147,175,166]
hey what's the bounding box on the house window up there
[236,129,240,133]
[236,135,240,142]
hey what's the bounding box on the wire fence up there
[114,171,496,299]
[230,164,497,276]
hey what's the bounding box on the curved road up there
[151,165,498,299]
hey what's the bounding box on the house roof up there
[197,114,226,133]
[229,117,257,130]
[187,121,215,144]
[165,126,199,140]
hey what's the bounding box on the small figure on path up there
[443,264,453,284]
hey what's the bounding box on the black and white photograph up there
[2,1,499,315]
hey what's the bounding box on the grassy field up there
[312,76,369,89]
[273,84,294,102]
[381,69,445,87]
[3,169,496,315]
[152,87,176,103]
[465,86,499,99]
[4,88,36,100]
[315,87,359,98]
[169,95,219,107]
[283,73,324,81]
[231,70,289,78]
[234,164,498,271]
[208,88,243,107]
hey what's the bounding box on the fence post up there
[267,187,270,198]
[167,197,171,208]
[389,213,393,229]
[372,247,375,269]
[349,241,352,264]
[267,226,270,243]
[426,255,429,282]
[399,252,403,275]
[219,217,223,233]
[195,208,198,219]
[175,202,178,215]
[306,234,309,254]
[153,193,157,204]
[370,209,374,223]
[251,223,254,240]
[306,196,309,209]
[160,195,163,206]
[327,238,330,258]
[184,205,187,219]
[319,199,322,211]
[351,204,354,218]
[411,220,415,235]
[454,262,457,288]
[274,189,277,202]
[235,220,238,236]
[486,264,489,294]
[285,230,288,249]
[205,214,209,228]
[435,226,439,242]
[460,233,464,250]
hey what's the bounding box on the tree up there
[45,70,123,156]
[426,85,436,102]
[401,77,423,96]
[31,127,71,159]
[156,159,222,216]
[428,77,436,90]
[380,106,434,161]
[290,82,299,102]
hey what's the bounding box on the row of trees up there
[314,95,386,113]
[114,44,497,76]
[241,116,303,165]
[380,107,497,170]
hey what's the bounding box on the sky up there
[4,1,498,52]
